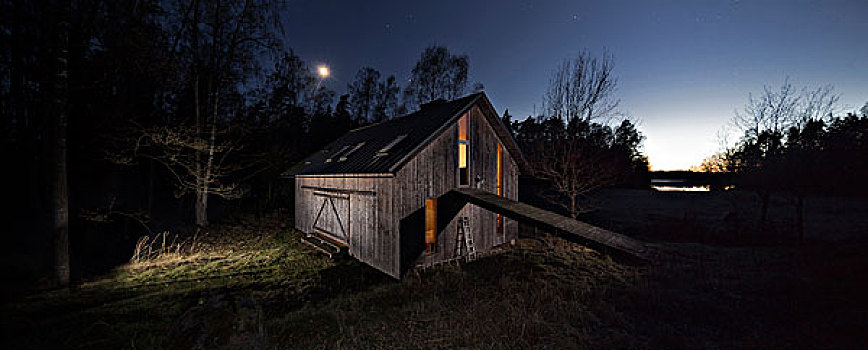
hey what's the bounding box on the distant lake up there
[650,179,710,192]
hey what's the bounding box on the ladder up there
[454,217,477,261]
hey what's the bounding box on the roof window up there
[374,134,407,158]
[325,145,350,163]
[338,142,366,162]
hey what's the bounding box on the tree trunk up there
[195,191,208,227]
[191,0,207,227]
[569,194,578,219]
[51,0,71,287]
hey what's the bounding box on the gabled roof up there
[284,92,528,177]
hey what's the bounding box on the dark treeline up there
[1,0,646,288]
[0,0,480,288]
[701,80,868,196]
[727,112,868,195]
[696,81,868,239]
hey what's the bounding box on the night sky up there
[284,0,867,170]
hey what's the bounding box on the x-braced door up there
[312,192,349,242]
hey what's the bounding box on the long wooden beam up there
[448,188,652,263]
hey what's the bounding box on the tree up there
[514,116,647,218]
[374,75,400,122]
[403,46,470,109]
[712,82,858,239]
[2,0,179,286]
[265,50,315,119]
[123,0,285,227]
[501,109,515,135]
[722,80,843,178]
[333,94,354,130]
[347,67,400,123]
[348,67,380,123]
[543,50,619,124]
[529,127,619,218]
[695,152,730,173]
[50,0,71,286]
[731,79,839,140]
[516,50,644,217]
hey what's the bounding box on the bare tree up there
[723,80,843,235]
[522,50,639,218]
[543,50,619,124]
[798,84,840,126]
[114,0,284,227]
[731,78,840,140]
[733,80,799,138]
[518,116,644,219]
[533,139,620,218]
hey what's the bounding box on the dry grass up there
[271,237,642,349]
[2,214,867,349]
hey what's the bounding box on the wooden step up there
[312,230,349,249]
[300,232,347,259]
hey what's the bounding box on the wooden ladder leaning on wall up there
[453,217,477,261]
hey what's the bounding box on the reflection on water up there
[651,186,710,192]
[650,178,715,192]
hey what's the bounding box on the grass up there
[2,213,867,349]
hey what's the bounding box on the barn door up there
[312,192,350,242]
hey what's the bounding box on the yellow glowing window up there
[458,143,468,168]
[458,114,470,186]
[425,198,437,253]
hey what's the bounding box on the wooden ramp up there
[449,188,651,263]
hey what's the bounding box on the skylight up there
[338,142,365,162]
[374,134,407,158]
[325,145,350,163]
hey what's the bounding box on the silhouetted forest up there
[700,81,868,195]
[0,0,491,289]
[4,0,863,294]
[1,0,640,290]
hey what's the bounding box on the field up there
[582,189,868,244]
[2,213,867,349]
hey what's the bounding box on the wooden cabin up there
[285,93,529,278]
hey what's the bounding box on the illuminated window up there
[425,198,437,253]
[458,114,470,186]
[497,144,504,236]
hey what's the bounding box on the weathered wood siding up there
[395,104,519,271]
[392,115,458,272]
[295,101,520,277]
[295,175,398,277]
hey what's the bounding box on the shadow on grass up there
[5,216,868,349]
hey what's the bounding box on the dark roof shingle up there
[285,93,483,176]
